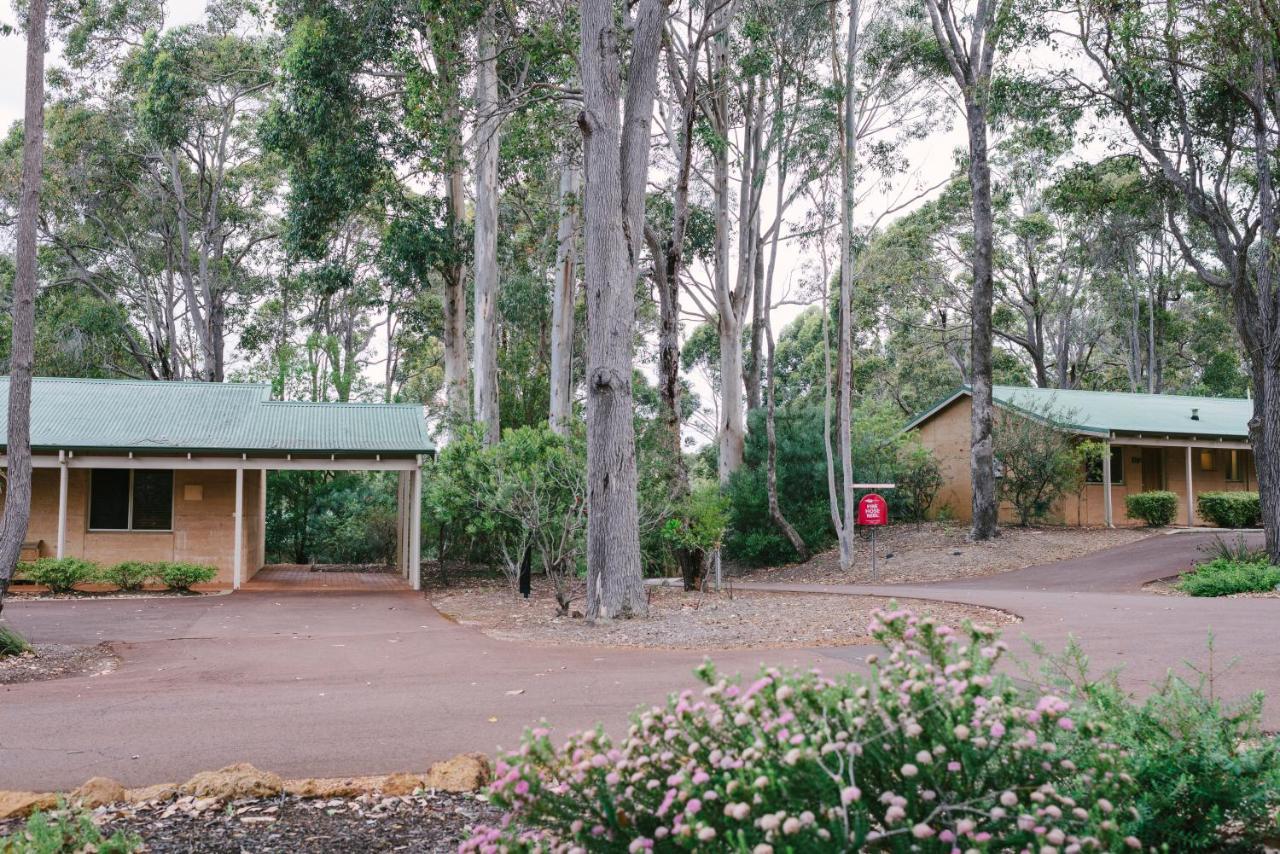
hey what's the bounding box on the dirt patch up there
[0,791,499,853]
[432,583,1015,650]
[0,642,119,685]
[7,589,217,600]
[739,523,1149,586]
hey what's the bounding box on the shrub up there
[98,561,156,591]
[896,443,943,524]
[467,608,1139,851]
[22,558,97,593]
[1075,671,1280,851]
[1124,490,1178,527]
[1201,533,1268,563]
[0,803,140,853]
[1196,491,1261,528]
[993,399,1086,526]
[155,562,218,591]
[0,624,33,658]
[1176,557,1280,596]
[660,484,729,589]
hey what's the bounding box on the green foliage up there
[0,803,140,853]
[267,471,400,565]
[1196,491,1261,529]
[0,625,33,658]
[1202,534,1269,564]
[895,442,943,523]
[98,561,155,591]
[1124,491,1178,527]
[1176,558,1280,597]
[21,558,97,594]
[1061,647,1280,851]
[467,608,1141,851]
[992,401,1085,526]
[659,485,729,555]
[155,562,218,591]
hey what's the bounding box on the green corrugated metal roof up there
[904,385,1252,439]
[0,377,434,455]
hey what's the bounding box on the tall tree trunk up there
[549,160,581,435]
[0,0,46,614]
[1249,7,1280,563]
[472,3,502,445]
[443,137,470,427]
[746,225,765,412]
[578,0,663,619]
[835,0,859,570]
[765,259,808,562]
[966,99,999,540]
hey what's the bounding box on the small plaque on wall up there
[183,484,204,501]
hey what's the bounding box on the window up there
[1199,450,1216,472]
[1226,450,1244,483]
[89,469,173,531]
[1085,446,1125,484]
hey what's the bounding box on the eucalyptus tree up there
[123,15,278,382]
[472,0,502,443]
[921,0,1017,540]
[266,0,478,419]
[577,0,665,619]
[1067,0,1280,559]
[0,0,47,612]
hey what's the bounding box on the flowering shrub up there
[465,608,1140,852]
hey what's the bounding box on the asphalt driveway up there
[2,530,1277,792]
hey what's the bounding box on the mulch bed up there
[0,791,500,853]
[7,588,214,600]
[433,583,1016,650]
[739,523,1148,586]
[0,642,120,685]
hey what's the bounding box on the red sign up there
[857,493,888,526]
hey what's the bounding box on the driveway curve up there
[2,531,1276,791]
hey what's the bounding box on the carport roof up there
[905,385,1253,439]
[0,377,434,455]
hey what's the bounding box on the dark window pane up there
[89,470,130,529]
[132,470,173,530]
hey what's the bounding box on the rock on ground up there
[424,753,491,792]
[181,763,283,800]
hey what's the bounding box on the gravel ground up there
[0,791,499,853]
[433,583,1016,650]
[0,642,119,685]
[739,523,1149,585]
[6,589,215,600]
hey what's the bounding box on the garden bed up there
[0,642,119,685]
[6,585,220,600]
[740,522,1148,585]
[432,582,1015,649]
[0,790,498,853]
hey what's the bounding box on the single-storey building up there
[0,377,434,589]
[905,385,1255,527]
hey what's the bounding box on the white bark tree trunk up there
[835,0,860,570]
[0,0,46,611]
[472,3,502,445]
[578,0,664,619]
[549,160,581,434]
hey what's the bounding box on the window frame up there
[1084,446,1125,485]
[87,469,175,533]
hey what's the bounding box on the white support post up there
[233,467,245,589]
[409,457,422,590]
[56,450,68,558]
[395,471,407,578]
[1102,441,1113,528]
[258,469,267,572]
[1185,445,1195,527]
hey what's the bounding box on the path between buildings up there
[2,531,1276,791]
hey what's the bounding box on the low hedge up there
[1177,557,1280,596]
[1197,491,1261,528]
[20,558,97,593]
[155,562,218,591]
[98,561,156,592]
[1125,490,1178,527]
